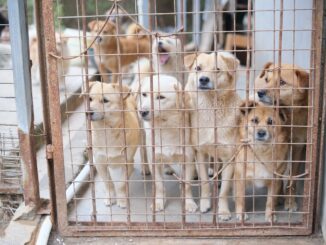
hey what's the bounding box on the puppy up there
[255,63,309,211]
[88,20,150,83]
[185,52,240,219]
[131,35,184,95]
[30,35,70,85]
[235,100,289,222]
[88,81,140,208]
[152,35,183,82]
[138,75,197,212]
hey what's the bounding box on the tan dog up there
[255,63,309,211]
[152,35,183,82]
[88,20,150,83]
[185,52,240,218]
[88,81,140,208]
[30,35,69,85]
[138,75,198,212]
[235,100,289,222]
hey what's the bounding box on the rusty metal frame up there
[41,0,325,237]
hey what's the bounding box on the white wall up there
[253,0,313,76]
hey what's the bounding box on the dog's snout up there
[199,76,210,85]
[257,90,266,98]
[257,129,266,138]
[140,110,149,118]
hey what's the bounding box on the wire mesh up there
[46,0,319,236]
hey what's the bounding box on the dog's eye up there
[216,67,221,72]
[142,93,147,97]
[156,95,166,100]
[103,98,109,103]
[265,77,268,83]
[195,66,201,71]
[267,118,273,125]
[280,79,286,86]
[251,117,259,124]
[89,97,93,102]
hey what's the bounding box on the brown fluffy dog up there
[255,63,309,211]
[88,81,140,208]
[88,20,150,83]
[235,100,289,222]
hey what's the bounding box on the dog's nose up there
[140,110,149,118]
[158,41,163,46]
[199,76,210,85]
[257,130,266,138]
[257,90,266,98]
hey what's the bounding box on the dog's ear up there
[278,107,289,124]
[80,81,98,97]
[295,69,309,93]
[112,83,131,100]
[259,62,273,78]
[219,53,240,76]
[184,53,197,70]
[88,20,98,31]
[239,100,258,116]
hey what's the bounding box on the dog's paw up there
[117,199,127,209]
[236,213,248,221]
[284,199,298,212]
[200,199,211,213]
[151,199,164,212]
[185,199,198,213]
[265,212,277,222]
[104,198,116,207]
[219,210,232,221]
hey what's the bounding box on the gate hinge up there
[46,144,54,160]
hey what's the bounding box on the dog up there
[255,63,309,211]
[88,20,150,83]
[138,75,198,212]
[30,35,70,85]
[131,35,184,96]
[87,81,140,208]
[184,52,240,219]
[235,100,289,222]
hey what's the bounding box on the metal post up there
[7,0,40,207]
[137,0,149,29]
[192,0,200,46]
[177,0,187,31]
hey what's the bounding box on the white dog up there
[138,75,197,212]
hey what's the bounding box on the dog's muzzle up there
[255,129,268,141]
[198,76,212,90]
[88,111,103,121]
[257,90,273,105]
[139,110,150,121]
[96,36,103,44]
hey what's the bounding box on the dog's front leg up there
[284,144,304,212]
[152,161,165,212]
[95,155,116,206]
[109,165,129,209]
[218,161,233,221]
[235,162,247,221]
[265,179,282,222]
[196,151,211,213]
[185,161,198,213]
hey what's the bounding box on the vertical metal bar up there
[33,0,57,228]
[137,0,149,29]
[80,0,97,224]
[42,0,69,233]
[7,0,40,207]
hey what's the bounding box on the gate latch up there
[46,144,54,160]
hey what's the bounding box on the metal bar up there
[33,0,57,228]
[7,0,40,207]
[41,0,69,233]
